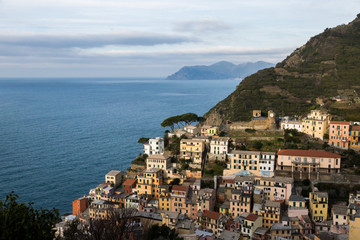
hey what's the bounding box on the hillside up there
[166,61,274,80]
[205,14,360,122]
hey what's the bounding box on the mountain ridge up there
[205,14,360,122]
[166,61,274,80]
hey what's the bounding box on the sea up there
[0,78,239,214]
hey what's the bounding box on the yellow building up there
[349,211,360,240]
[309,190,328,222]
[219,201,230,216]
[224,150,261,176]
[180,139,205,166]
[350,125,360,152]
[263,201,281,229]
[136,168,163,199]
[301,110,330,140]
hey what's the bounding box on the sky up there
[0,0,359,78]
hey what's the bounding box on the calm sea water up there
[0,78,239,214]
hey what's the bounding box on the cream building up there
[277,149,341,179]
[105,170,122,187]
[301,110,330,140]
[180,139,205,166]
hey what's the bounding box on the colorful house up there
[309,190,328,223]
[329,121,351,149]
[350,125,360,151]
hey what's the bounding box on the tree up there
[62,208,140,240]
[145,224,182,240]
[1,192,59,240]
[138,137,150,144]
[161,113,200,131]
[169,178,180,186]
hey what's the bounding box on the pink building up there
[329,121,350,149]
[277,149,341,179]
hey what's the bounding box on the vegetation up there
[205,15,360,122]
[61,208,140,240]
[204,160,227,177]
[1,192,59,240]
[138,137,150,144]
[165,136,183,156]
[161,113,201,131]
[132,154,148,165]
[145,224,182,240]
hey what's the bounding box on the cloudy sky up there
[0,0,359,78]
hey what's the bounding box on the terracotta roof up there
[172,185,188,192]
[330,121,350,125]
[278,149,340,158]
[352,125,360,131]
[123,179,137,186]
[245,214,259,221]
[202,210,221,220]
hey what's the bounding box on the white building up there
[259,152,276,177]
[125,194,139,210]
[280,119,302,132]
[210,137,230,155]
[143,137,164,155]
[184,125,200,136]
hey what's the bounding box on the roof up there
[211,137,230,142]
[330,121,350,125]
[145,168,161,173]
[202,210,221,220]
[332,205,348,215]
[265,201,280,208]
[106,170,121,176]
[254,227,268,235]
[201,125,212,129]
[289,195,305,202]
[181,139,203,143]
[147,154,169,160]
[172,185,188,192]
[278,149,341,158]
[315,192,328,198]
[163,211,179,219]
[245,214,259,222]
[123,179,137,186]
[352,125,360,131]
[230,150,261,155]
[219,230,240,240]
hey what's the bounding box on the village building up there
[332,205,349,226]
[136,168,163,199]
[143,137,165,155]
[277,149,341,179]
[301,109,330,140]
[309,190,328,223]
[123,179,137,194]
[329,121,351,149]
[280,118,302,132]
[209,137,230,161]
[288,195,308,218]
[350,125,360,151]
[184,125,200,136]
[72,197,88,216]
[230,189,251,218]
[197,210,225,237]
[180,139,205,167]
[262,201,281,229]
[241,214,263,239]
[105,170,122,188]
[259,152,276,177]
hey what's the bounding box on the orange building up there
[329,121,350,149]
[72,197,88,216]
[123,179,137,194]
[171,185,198,219]
[350,125,360,151]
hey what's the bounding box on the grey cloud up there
[173,19,231,33]
[0,32,198,49]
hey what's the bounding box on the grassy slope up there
[206,15,360,121]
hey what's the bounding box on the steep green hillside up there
[206,14,360,121]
